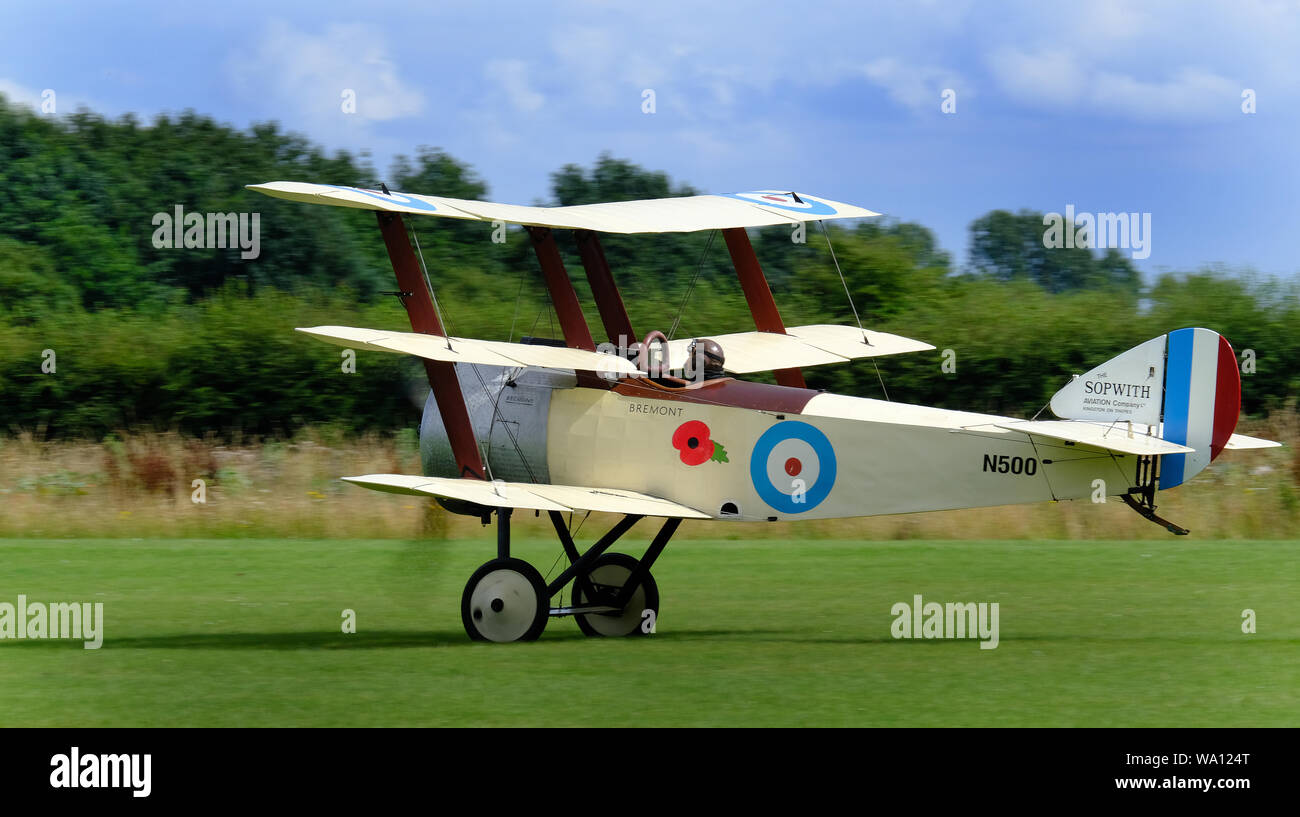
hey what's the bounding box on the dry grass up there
[1,413,1295,540]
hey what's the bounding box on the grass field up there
[2,536,1297,727]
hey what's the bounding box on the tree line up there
[1,96,1295,439]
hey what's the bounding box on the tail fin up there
[1158,328,1240,488]
[1050,327,1241,489]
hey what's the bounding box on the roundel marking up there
[750,421,837,513]
[326,185,440,212]
[720,191,838,217]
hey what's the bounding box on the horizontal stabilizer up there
[341,474,712,519]
[248,182,879,234]
[994,420,1195,456]
[665,325,933,374]
[297,326,638,376]
[1223,433,1283,450]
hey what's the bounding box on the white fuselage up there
[544,387,1135,522]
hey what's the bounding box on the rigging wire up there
[817,220,890,401]
[542,547,567,593]
[408,223,453,351]
[408,218,539,482]
[1024,435,1059,501]
[507,263,529,344]
[467,364,541,485]
[668,230,717,340]
[817,220,868,344]
[870,352,892,402]
[570,510,591,541]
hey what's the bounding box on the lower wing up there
[341,474,712,519]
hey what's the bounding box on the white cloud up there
[988,49,1089,107]
[229,21,424,121]
[861,57,967,112]
[989,47,1239,120]
[485,59,545,113]
[548,24,621,106]
[1092,67,1240,120]
[0,78,45,109]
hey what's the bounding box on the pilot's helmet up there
[688,338,726,378]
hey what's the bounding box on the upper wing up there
[665,325,934,373]
[247,182,879,233]
[297,325,638,376]
[342,474,712,519]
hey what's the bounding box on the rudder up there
[1159,328,1240,489]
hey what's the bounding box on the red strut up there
[526,226,597,351]
[721,227,806,389]
[375,212,485,480]
[575,230,636,349]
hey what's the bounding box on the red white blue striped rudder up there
[1159,328,1241,490]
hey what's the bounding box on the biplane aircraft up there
[247,180,1281,642]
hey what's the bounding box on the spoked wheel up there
[462,558,549,642]
[573,552,658,637]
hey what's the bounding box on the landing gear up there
[573,552,659,637]
[455,505,681,642]
[461,558,549,642]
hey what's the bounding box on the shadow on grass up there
[653,630,990,645]
[648,630,1272,646]
[0,629,585,650]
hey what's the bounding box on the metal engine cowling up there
[419,363,574,489]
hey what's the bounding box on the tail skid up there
[1121,455,1189,535]
[1121,492,1190,536]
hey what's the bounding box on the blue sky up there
[2,0,1298,277]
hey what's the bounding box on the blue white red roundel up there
[750,421,837,513]
[721,191,838,217]
[326,185,440,212]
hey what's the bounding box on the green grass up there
[1,536,1297,726]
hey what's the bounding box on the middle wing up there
[665,325,934,373]
[299,324,931,376]
[297,326,637,376]
[343,474,712,519]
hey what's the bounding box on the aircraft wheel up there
[461,558,549,642]
[573,552,658,637]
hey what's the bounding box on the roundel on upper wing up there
[721,191,838,216]
[325,185,440,212]
[750,421,837,513]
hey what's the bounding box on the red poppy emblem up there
[672,420,728,466]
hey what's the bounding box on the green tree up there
[969,209,1140,295]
